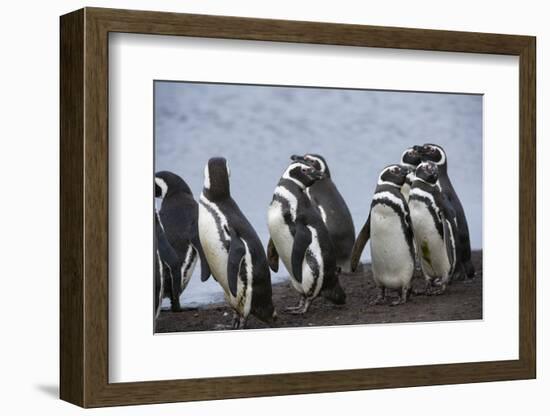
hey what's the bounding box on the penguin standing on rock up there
[414,144,475,279]
[408,162,458,295]
[267,161,346,314]
[198,158,276,329]
[349,165,415,305]
[285,154,356,272]
[155,171,210,311]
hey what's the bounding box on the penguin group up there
[154,144,475,329]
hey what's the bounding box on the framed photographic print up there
[60,7,536,408]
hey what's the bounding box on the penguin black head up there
[400,147,422,169]
[291,154,331,177]
[414,144,447,168]
[203,157,231,200]
[282,161,326,189]
[415,161,439,185]
[378,164,411,187]
[155,171,193,199]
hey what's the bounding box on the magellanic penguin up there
[267,161,346,314]
[408,162,458,295]
[154,211,180,324]
[155,171,211,312]
[285,154,356,272]
[349,165,415,305]
[198,157,276,329]
[414,144,475,279]
[399,147,422,202]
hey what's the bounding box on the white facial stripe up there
[203,164,211,189]
[373,191,407,214]
[282,163,309,189]
[225,160,231,178]
[199,194,230,240]
[400,149,411,164]
[155,177,168,198]
[306,155,325,173]
[427,146,446,165]
[437,148,446,165]
[377,168,401,188]
[274,185,298,221]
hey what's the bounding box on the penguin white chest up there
[267,201,294,274]
[370,204,414,289]
[409,200,451,279]
[198,200,230,291]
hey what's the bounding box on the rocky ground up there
[156,250,482,333]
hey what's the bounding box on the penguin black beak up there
[413,145,425,153]
[290,154,305,162]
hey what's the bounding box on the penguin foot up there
[231,312,247,329]
[390,298,406,306]
[390,288,409,306]
[370,287,386,305]
[426,284,447,296]
[370,295,386,306]
[285,297,305,313]
[285,299,311,315]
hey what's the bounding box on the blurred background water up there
[155,81,482,307]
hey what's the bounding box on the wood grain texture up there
[59,8,84,407]
[59,7,537,408]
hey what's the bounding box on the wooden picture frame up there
[60,7,536,408]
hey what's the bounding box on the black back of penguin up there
[155,171,211,282]
[290,154,356,271]
[154,212,180,318]
[202,157,275,323]
[414,144,474,278]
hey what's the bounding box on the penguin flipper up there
[226,226,246,298]
[155,218,182,311]
[190,232,211,282]
[291,221,312,284]
[155,217,180,270]
[350,213,371,272]
[267,238,279,272]
[441,195,457,271]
